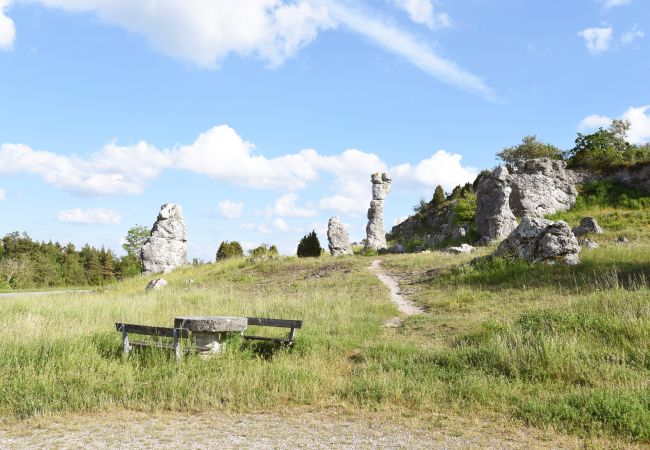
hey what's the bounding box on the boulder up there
[365,173,392,251]
[390,243,406,254]
[145,278,168,291]
[572,217,603,236]
[495,216,580,265]
[447,244,476,254]
[327,216,353,256]
[507,159,578,217]
[475,166,518,242]
[141,204,188,274]
[579,238,600,249]
[617,236,630,244]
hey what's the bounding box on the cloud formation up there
[1,124,478,215]
[1,0,493,98]
[602,0,632,10]
[0,187,5,201]
[621,27,644,45]
[389,0,450,29]
[578,105,650,145]
[217,200,244,220]
[57,208,122,225]
[579,27,614,54]
[0,0,15,50]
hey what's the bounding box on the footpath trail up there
[369,259,425,316]
[0,410,591,449]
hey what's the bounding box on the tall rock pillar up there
[365,173,392,251]
[141,203,188,274]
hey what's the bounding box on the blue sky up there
[1,0,649,259]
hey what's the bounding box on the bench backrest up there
[115,322,190,338]
[246,317,302,329]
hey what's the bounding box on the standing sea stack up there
[365,172,392,251]
[141,204,188,274]
[327,216,353,256]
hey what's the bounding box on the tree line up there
[0,226,149,289]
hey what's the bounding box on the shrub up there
[216,241,244,261]
[297,231,322,258]
[453,192,477,224]
[248,244,279,258]
[497,135,563,164]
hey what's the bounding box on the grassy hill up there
[0,184,648,446]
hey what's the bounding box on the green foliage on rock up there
[452,191,477,225]
[297,231,322,258]
[497,135,563,164]
[432,185,446,207]
[216,241,244,261]
[565,120,650,172]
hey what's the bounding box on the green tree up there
[122,225,150,257]
[216,241,244,261]
[497,135,563,164]
[297,231,321,258]
[62,244,86,286]
[565,119,650,172]
[432,185,446,207]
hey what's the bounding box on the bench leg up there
[121,327,131,358]
[288,327,296,347]
[173,329,181,363]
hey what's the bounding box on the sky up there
[0,0,649,259]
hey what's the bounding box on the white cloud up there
[602,0,632,10]
[270,193,317,217]
[217,200,244,219]
[329,3,495,100]
[273,218,290,231]
[17,0,493,99]
[0,0,15,50]
[578,114,612,131]
[578,105,650,144]
[390,150,478,191]
[2,125,478,216]
[29,0,333,68]
[621,27,644,45]
[0,188,5,201]
[578,27,613,54]
[57,208,122,225]
[389,0,450,29]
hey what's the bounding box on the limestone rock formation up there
[572,217,603,236]
[365,173,392,251]
[145,278,168,291]
[579,238,600,249]
[141,204,188,274]
[327,216,353,256]
[495,216,580,265]
[475,158,579,244]
[447,243,476,254]
[475,166,518,242]
[507,159,578,217]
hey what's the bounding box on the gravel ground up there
[0,410,604,449]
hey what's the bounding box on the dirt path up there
[369,259,424,316]
[0,410,594,449]
[0,290,93,298]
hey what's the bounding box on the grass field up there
[0,205,648,446]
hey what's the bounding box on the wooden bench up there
[115,323,195,362]
[243,317,303,347]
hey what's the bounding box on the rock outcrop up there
[145,278,168,291]
[475,159,578,243]
[607,162,650,194]
[475,166,518,242]
[365,173,391,251]
[495,216,580,265]
[572,217,603,236]
[141,204,188,274]
[327,216,353,256]
[447,243,476,254]
[508,159,578,217]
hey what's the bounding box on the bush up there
[497,135,563,164]
[452,192,477,224]
[216,241,244,261]
[248,244,279,258]
[297,231,322,258]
